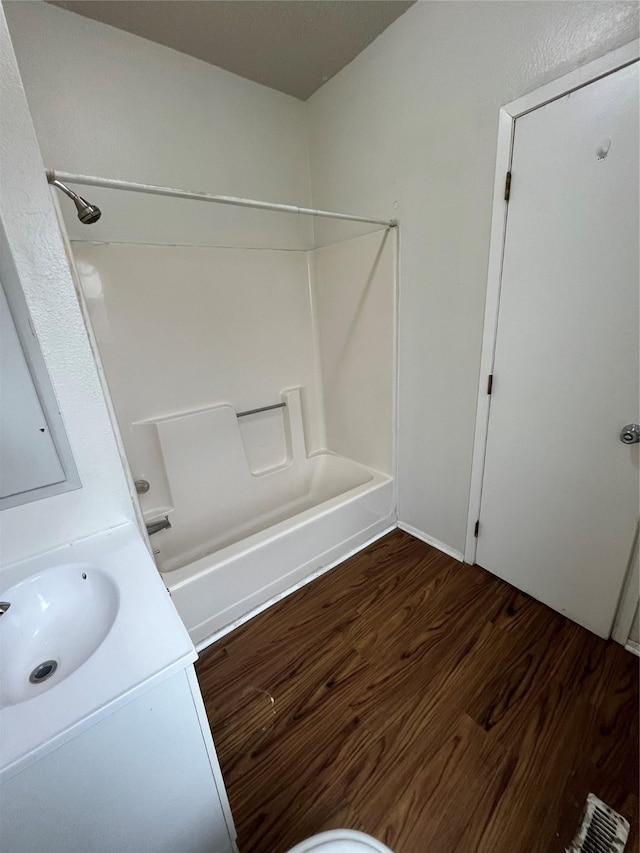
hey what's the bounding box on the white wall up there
[4,0,313,249]
[306,1,639,555]
[72,241,325,511]
[312,229,396,475]
[0,6,134,567]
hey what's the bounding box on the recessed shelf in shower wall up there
[236,402,291,476]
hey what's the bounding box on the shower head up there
[47,173,101,224]
[73,196,102,225]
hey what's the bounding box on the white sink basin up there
[0,563,119,708]
[1,523,195,780]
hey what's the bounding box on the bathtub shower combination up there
[150,390,393,645]
[51,171,398,647]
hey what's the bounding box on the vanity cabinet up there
[0,666,237,853]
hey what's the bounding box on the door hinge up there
[504,171,512,202]
[487,374,493,395]
[474,520,480,538]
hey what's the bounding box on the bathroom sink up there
[0,523,195,779]
[0,564,119,708]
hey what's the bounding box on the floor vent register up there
[567,794,630,853]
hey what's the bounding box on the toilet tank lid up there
[300,844,384,853]
[286,829,394,853]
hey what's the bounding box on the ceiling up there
[47,1,415,100]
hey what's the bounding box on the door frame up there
[465,39,640,568]
[611,522,639,651]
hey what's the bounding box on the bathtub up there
[162,452,394,647]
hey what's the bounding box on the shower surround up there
[72,227,397,645]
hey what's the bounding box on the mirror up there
[0,222,80,509]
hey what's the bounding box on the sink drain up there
[29,660,58,684]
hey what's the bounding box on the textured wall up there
[0,5,134,567]
[306,1,639,554]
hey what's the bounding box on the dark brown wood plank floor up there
[196,530,639,853]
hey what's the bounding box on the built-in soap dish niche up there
[237,387,306,477]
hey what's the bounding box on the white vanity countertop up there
[0,522,196,780]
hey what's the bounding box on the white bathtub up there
[162,452,394,647]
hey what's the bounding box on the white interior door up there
[476,62,639,638]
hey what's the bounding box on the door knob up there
[620,423,640,444]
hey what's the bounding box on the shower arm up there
[47,173,102,224]
[45,169,397,228]
[49,177,80,201]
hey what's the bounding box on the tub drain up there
[29,660,58,684]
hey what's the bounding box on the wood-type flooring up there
[196,530,639,853]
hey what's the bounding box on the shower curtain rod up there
[46,170,397,228]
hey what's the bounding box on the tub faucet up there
[146,517,172,537]
[0,601,10,616]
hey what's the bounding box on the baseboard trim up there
[195,522,397,652]
[397,522,464,562]
[625,640,640,658]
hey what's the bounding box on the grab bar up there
[236,402,286,419]
[146,516,171,536]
